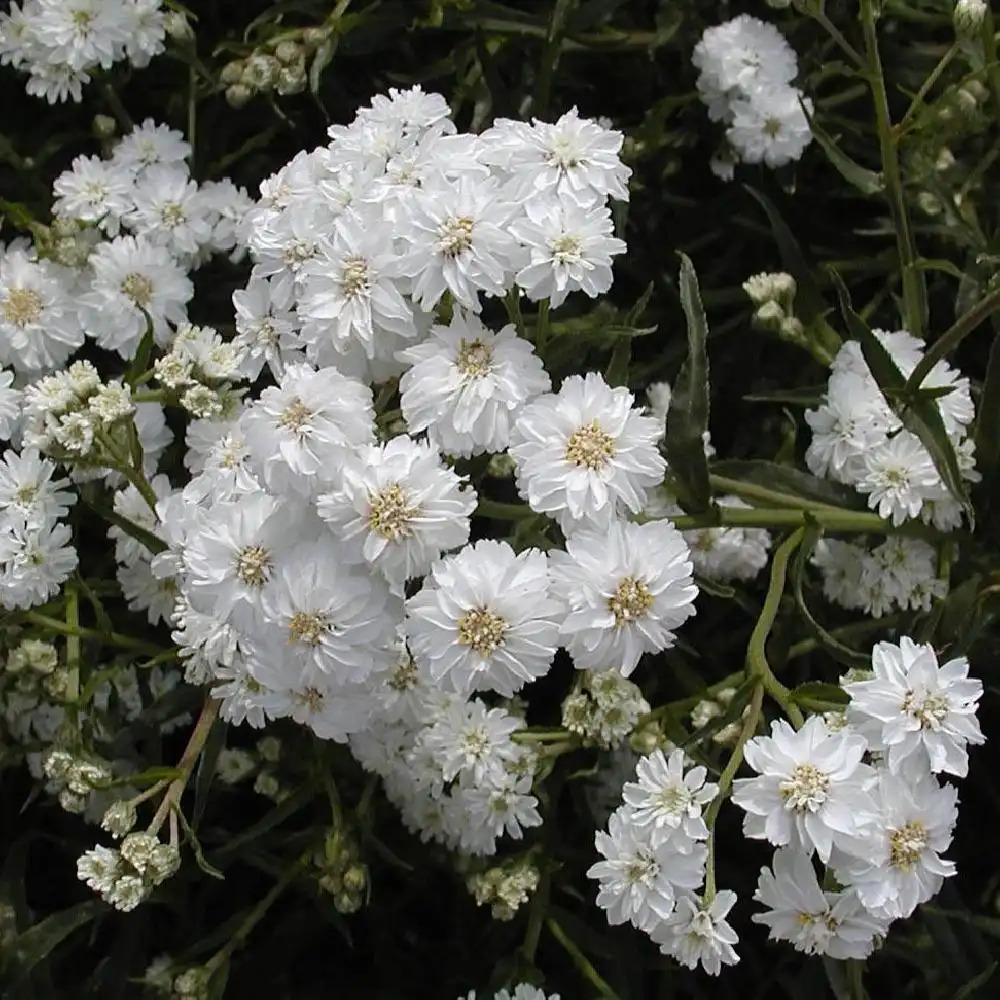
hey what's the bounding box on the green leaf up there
[791,682,850,707]
[743,385,828,406]
[832,274,972,521]
[792,525,872,669]
[952,963,997,1000]
[974,329,1000,495]
[916,257,966,280]
[192,716,227,828]
[665,253,711,513]
[742,186,829,325]
[603,334,631,388]
[710,459,868,510]
[804,108,884,195]
[124,320,155,388]
[309,37,337,96]
[5,901,103,989]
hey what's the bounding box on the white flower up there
[247,537,399,689]
[510,196,626,307]
[510,372,666,532]
[296,212,417,362]
[726,88,813,168]
[111,118,191,176]
[833,772,958,921]
[550,518,697,675]
[125,164,213,259]
[753,849,888,959]
[397,175,522,313]
[52,153,133,233]
[0,447,76,525]
[481,107,631,206]
[650,890,740,975]
[419,697,524,784]
[406,539,563,697]
[588,806,707,932]
[398,310,550,458]
[858,430,942,525]
[621,747,718,850]
[78,235,193,357]
[843,636,984,778]
[240,363,375,495]
[731,715,879,862]
[316,435,476,591]
[232,276,303,381]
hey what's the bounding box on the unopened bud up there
[92,114,117,139]
[164,11,195,43]
[954,0,988,39]
[274,40,302,65]
[754,300,787,330]
[275,65,307,96]
[225,84,254,109]
[101,800,138,839]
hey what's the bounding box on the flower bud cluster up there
[562,670,650,749]
[221,28,331,108]
[43,749,112,813]
[468,857,540,920]
[76,831,180,911]
[314,829,369,914]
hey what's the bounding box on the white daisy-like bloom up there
[753,849,888,959]
[125,164,213,260]
[832,771,958,922]
[247,537,400,689]
[34,0,129,73]
[315,436,476,592]
[0,367,23,441]
[232,276,303,381]
[510,196,626,308]
[398,310,550,458]
[550,518,697,676]
[693,15,798,122]
[726,89,813,169]
[679,495,772,582]
[731,715,879,863]
[52,153,133,234]
[509,372,666,532]
[110,118,191,176]
[296,212,417,363]
[812,538,867,610]
[240,362,375,496]
[122,0,165,69]
[458,769,542,850]
[0,246,84,375]
[843,636,984,779]
[0,447,75,525]
[78,235,193,357]
[651,890,740,975]
[621,747,718,851]
[481,107,631,206]
[858,430,941,526]
[587,806,708,932]
[405,539,563,698]
[0,514,78,609]
[396,174,523,313]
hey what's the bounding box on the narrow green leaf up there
[832,274,972,521]
[952,962,997,1000]
[665,253,711,513]
[711,459,868,511]
[192,716,227,828]
[743,185,829,324]
[916,257,966,280]
[804,108,884,195]
[125,320,155,388]
[743,385,828,406]
[623,280,654,328]
[791,681,851,707]
[5,901,103,988]
[603,335,632,387]
[308,37,337,96]
[974,329,1000,494]
[175,808,224,880]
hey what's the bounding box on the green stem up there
[65,583,80,703]
[475,499,538,520]
[787,613,906,660]
[94,428,160,514]
[894,41,959,137]
[860,0,925,338]
[533,0,575,117]
[905,286,1000,391]
[666,506,929,536]
[813,9,866,69]
[847,958,868,1000]
[100,81,134,132]
[702,682,765,900]
[205,858,301,974]
[747,530,806,728]
[504,287,526,338]
[535,298,551,354]
[23,612,165,655]
[545,917,621,1000]
[709,474,845,512]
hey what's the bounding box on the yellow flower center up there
[367,482,418,541]
[608,576,653,626]
[235,545,272,587]
[457,607,507,657]
[565,420,615,470]
[1,287,43,327]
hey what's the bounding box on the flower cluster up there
[693,15,813,176]
[0,0,166,103]
[76,831,180,911]
[734,636,982,958]
[806,330,977,528]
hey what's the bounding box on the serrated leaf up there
[5,901,103,989]
[805,109,884,195]
[665,253,711,513]
[711,459,868,511]
[832,274,972,521]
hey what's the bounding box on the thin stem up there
[149,698,222,835]
[860,0,925,338]
[708,474,846,512]
[747,530,806,728]
[813,9,866,69]
[65,583,80,703]
[787,613,906,660]
[205,858,301,975]
[23,612,165,655]
[94,427,159,514]
[905,286,1000,392]
[545,917,621,1000]
[100,81,134,132]
[894,41,960,137]
[535,298,551,354]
